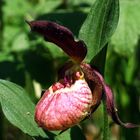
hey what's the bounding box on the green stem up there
[0,1,4,140]
[103,99,109,140]
[0,0,3,49]
[91,45,109,140]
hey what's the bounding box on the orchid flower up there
[27,20,139,131]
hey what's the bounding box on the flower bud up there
[35,71,93,130]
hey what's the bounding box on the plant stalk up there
[0,1,4,140]
[102,98,109,140]
[91,45,109,140]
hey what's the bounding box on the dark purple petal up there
[80,63,103,113]
[58,60,74,79]
[93,69,140,128]
[26,20,87,62]
[81,63,140,128]
[103,84,139,128]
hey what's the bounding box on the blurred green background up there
[0,0,139,140]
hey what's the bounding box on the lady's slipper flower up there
[35,69,93,130]
[27,20,139,131]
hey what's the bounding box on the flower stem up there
[103,98,109,140]
[0,1,4,140]
[91,45,109,140]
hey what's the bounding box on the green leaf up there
[111,0,140,56]
[33,0,61,14]
[55,126,86,140]
[11,33,29,52]
[0,80,47,138]
[55,129,71,140]
[79,0,119,62]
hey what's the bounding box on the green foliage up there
[0,80,47,138]
[55,126,86,140]
[55,129,71,140]
[111,0,140,56]
[79,0,119,62]
[0,0,139,140]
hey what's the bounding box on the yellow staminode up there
[75,71,84,80]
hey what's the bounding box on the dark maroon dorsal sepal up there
[26,20,87,62]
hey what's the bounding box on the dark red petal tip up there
[93,69,140,128]
[26,20,87,62]
[103,84,140,128]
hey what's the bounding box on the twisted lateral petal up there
[26,20,87,62]
[80,63,103,112]
[81,63,139,128]
[102,84,140,128]
[35,77,93,131]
